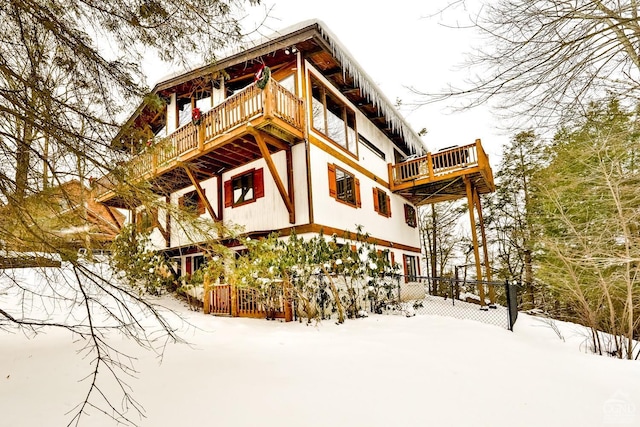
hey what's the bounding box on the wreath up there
[255,65,271,90]
[192,107,202,125]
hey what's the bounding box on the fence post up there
[505,280,517,331]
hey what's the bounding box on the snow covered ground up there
[1,270,639,426]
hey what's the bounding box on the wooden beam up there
[465,176,486,307]
[181,164,219,221]
[286,146,295,223]
[473,188,495,304]
[249,129,295,223]
[101,204,122,231]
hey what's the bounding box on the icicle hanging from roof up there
[316,21,425,155]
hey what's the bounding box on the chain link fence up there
[296,274,519,330]
[391,275,519,331]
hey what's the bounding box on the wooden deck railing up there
[390,140,489,185]
[94,79,303,200]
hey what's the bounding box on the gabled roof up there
[126,20,425,156]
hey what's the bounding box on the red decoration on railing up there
[192,107,202,125]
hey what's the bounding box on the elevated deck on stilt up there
[388,140,495,206]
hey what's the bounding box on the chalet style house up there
[94,20,495,307]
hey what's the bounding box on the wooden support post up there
[198,122,204,151]
[181,164,219,221]
[231,283,238,317]
[250,129,295,223]
[464,176,486,306]
[203,273,211,314]
[263,80,274,120]
[426,152,435,180]
[216,174,223,222]
[286,147,295,224]
[473,188,495,304]
[387,163,395,189]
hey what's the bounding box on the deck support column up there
[464,176,486,307]
[473,188,495,304]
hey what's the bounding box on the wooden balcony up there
[95,79,304,207]
[389,140,495,205]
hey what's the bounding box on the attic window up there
[311,75,357,156]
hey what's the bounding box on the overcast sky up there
[147,0,508,165]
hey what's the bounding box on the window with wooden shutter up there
[404,204,417,227]
[328,164,337,198]
[224,180,232,207]
[225,168,265,208]
[328,163,359,208]
[254,168,264,199]
[373,187,391,217]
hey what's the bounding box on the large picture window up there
[224,168,264,207]
[327,163,361,208]
[311,75,357,155]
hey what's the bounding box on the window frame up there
[404,204,417,228]
[327,163,361,208]
[373,187,392,218]
[310,74,358,157]
[224,168,265,208]
[403,254,420,282]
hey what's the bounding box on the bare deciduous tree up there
[419,0,640,128]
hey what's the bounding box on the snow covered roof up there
[152,20,426,155]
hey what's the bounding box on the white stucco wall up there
[309,144,420,250]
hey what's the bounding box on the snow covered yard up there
[1,290,639,427]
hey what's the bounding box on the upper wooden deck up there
[94,79,304,207]
[389,140,495,205]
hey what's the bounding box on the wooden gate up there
[205,283,292,321]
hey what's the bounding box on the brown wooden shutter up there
[390,251,395,267]
[386,194,392,218]
[355,177,361,208]
[372,188,379,213]
[224,180,232,207]
[178,196,185,208]
[350,244,357,253]
[327,164,337,198]
[417,257,421,276]
[254,168,265,199]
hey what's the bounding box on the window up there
[193,255,206,272]
[179,190,205,215]
[373,188,391,218]
[403,254,420,282]
[311,75,357,155]
[224,168,264,207]
[404,204,417,228]
[327,163,361,208]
